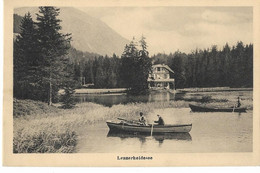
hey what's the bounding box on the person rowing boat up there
[117,112,147,126]
[139,112,147,126]
[154,114,165,126]
[236,97,241,108]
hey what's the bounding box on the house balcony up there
[147,78,175,82]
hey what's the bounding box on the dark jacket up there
[237,100,241,107]
[154,117,165,125]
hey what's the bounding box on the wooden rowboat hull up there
[106,121,192,133]
[107,131,192,141]
[189,104,247,112]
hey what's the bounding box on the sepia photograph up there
[3,0,260,167]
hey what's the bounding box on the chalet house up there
[147,64,175,90]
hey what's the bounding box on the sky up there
[78,7,253,55]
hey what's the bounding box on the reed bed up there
[177,90,253,110]
[13,101,168,153]
[13,90,252,153]
[13,124,76,153]
[13,99,59,118]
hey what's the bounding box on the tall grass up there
[14,101,174,153]
[13,99,59,118]
[13,90,253,153]
[176,90,253,110]
[13,125,76,153]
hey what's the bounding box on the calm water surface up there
[74,92,177,106]
[76,108,252,153]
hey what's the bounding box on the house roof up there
[152,64,174,73]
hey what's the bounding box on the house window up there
[157,67,161,71]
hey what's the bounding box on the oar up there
[232,104,235,113]
[117,118,137,124]
[150,124,154,136]
[117,117,129,122]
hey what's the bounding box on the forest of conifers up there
[72,41,253,89]
[13,9,253,105]
[13,7,253,108]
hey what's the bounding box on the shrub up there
[200,96,212,103]
[60,87,76,109]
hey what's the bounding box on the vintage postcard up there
[3,0,260,166]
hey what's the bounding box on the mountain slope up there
[13,14,23,33]
[14,7,129,56]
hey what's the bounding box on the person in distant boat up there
[154,114,165,126]
[139,112,147,126]
[237,97,241,108]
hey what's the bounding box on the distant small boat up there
[189,104,247,112]
[106,121,192,133]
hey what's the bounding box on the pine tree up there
[136,35,152,93]
[36,7,71,105]
[120,36,152,94]
[169,52,186,88]
[60,64,76,109]
[244,44,253,87]
[61,87,76,109]
[95,65,106,88]
[120,38,138,89]
[14,12,39,99]
[220,43,231,86]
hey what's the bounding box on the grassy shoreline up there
[13,99,194,153]
[13,90,253,153]
[59,88,127,94]
[59,87,253,94]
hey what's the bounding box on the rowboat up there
[106,120,192,134]
[189,104,247,112]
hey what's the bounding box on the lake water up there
[76,108,252,153]
[74,92,178,106]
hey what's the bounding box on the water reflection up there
[77,108,252,153]
[107,131,192,146]
[74,92,178,106]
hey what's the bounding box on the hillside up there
[13,14,101,62]
[14,7,129,56]
[13,14,23,33]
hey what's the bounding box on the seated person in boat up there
[154,114,165,126]
[236,97,241,107]
[139,112,147,126]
